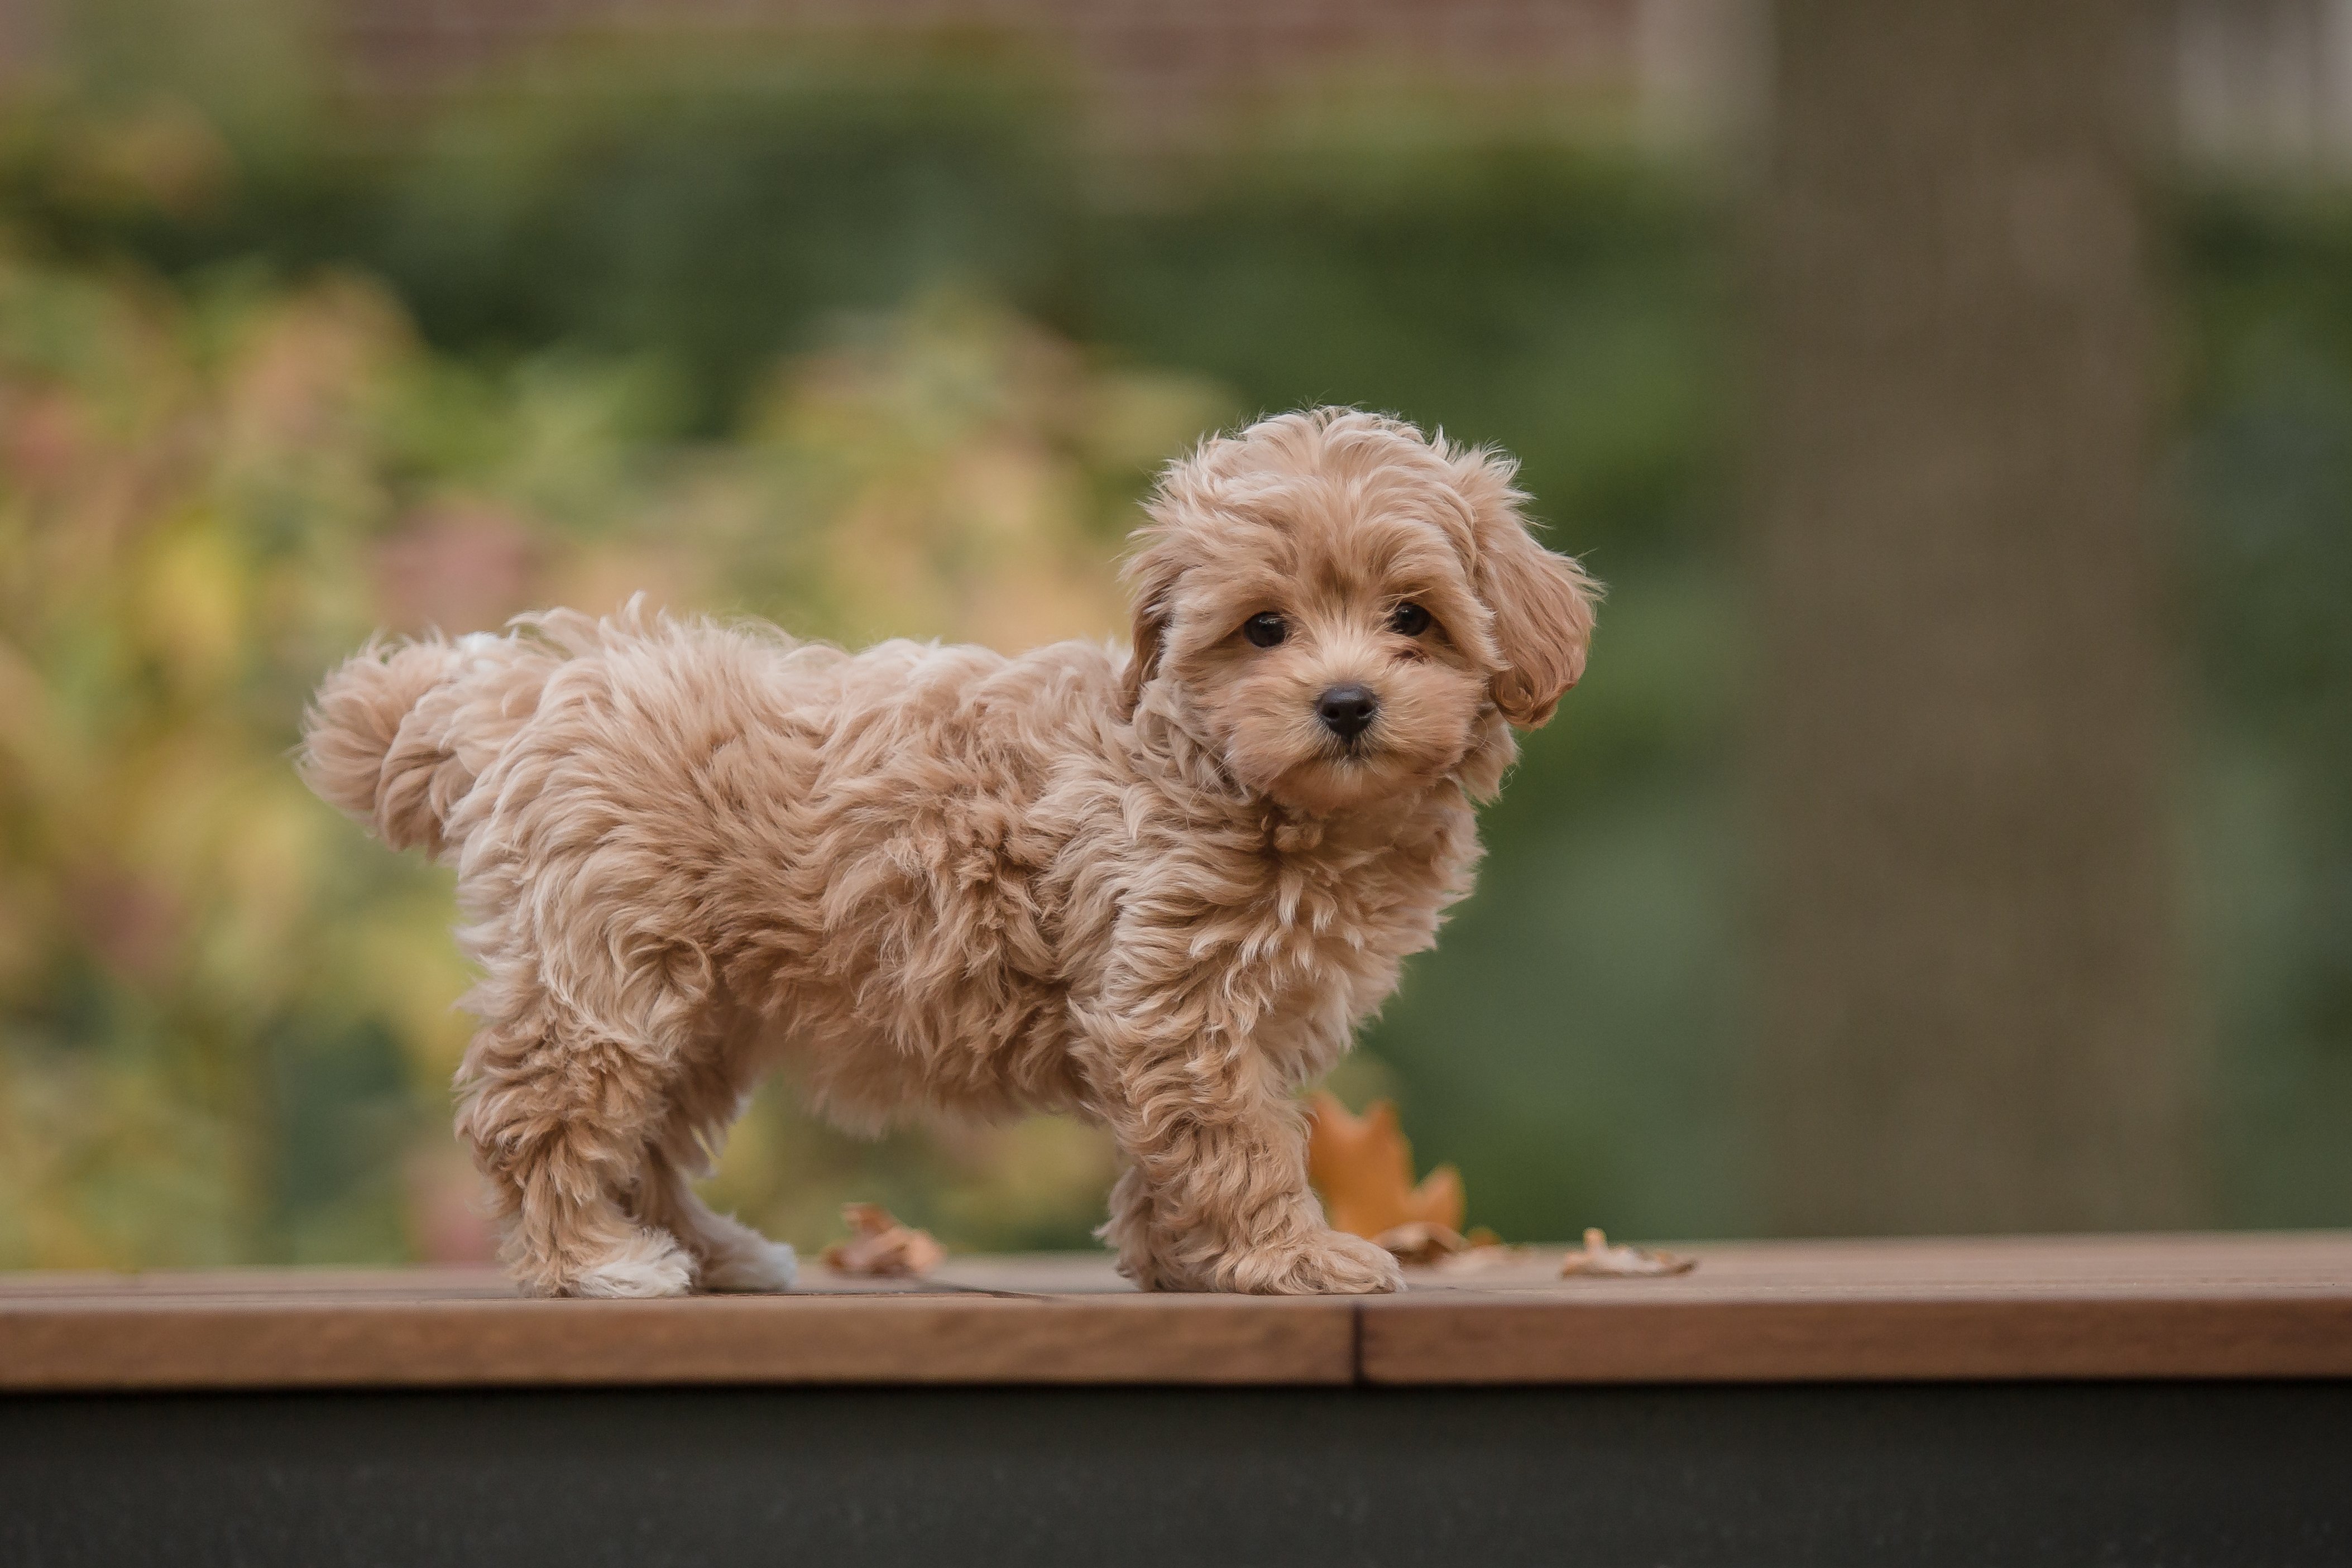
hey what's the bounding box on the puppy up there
[300,407,1597,1296]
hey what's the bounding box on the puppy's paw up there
[700,1238,798,1294]
[567,1230,697,1298]
[1220,1229,1405,1296]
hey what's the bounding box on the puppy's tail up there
[299,628,557,858]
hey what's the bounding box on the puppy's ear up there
[1119,540,1179,718]
[1457,449,1600,728]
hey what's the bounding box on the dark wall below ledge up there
[4,1382,2348,1568]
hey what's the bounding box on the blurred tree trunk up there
[1749,1,2206,1232]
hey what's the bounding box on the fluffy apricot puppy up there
[300,407,1598,1297]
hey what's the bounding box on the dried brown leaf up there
[1558,1227,1696,1278]
[820,1202,946,1278]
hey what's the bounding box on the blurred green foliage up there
[1,17,2346,1266]
[2177,187,2352,1227]
[0,239,1221,1266]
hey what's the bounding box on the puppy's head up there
[1123,408,1598,814]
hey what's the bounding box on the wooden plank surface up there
[0,1254,1348,1390]
[4,1232,2348,1392]
[1362,1231,2352,1383]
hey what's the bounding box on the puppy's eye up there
[1389,602,1433,637]
[1243,612,1288,649]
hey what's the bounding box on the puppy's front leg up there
[1087,1017,1401,1295]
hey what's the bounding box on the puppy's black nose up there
[1316,684,1378,741]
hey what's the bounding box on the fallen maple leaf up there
[820,1203,946,1278]
[1306,1091,1465,1239]
[1558,1227,1696,1278]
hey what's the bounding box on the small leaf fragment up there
[1373,1220,1470,1265]
[1376,1221,1531,1272]
[821,1202,946,1278]
[1558,1227,1696,1278]
[1434,1238,1530,1275]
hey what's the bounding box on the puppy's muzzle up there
[1316,684,1378,743]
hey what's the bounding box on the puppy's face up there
[1125,410,1598,815]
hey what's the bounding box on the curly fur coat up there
[300,407,1598,1296]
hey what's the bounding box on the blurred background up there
[0,0,2347,1269]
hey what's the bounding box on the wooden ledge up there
[1361,1231,2352,1384]
[4,1232,2347,1393]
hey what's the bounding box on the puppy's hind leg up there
[638,1129,798,1294]
[458,1004,698,1299]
